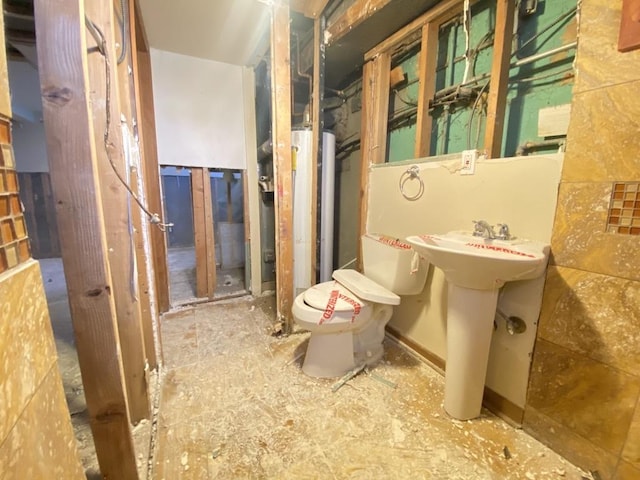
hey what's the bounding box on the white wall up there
[367,153,564,409]
[150,49,246,169]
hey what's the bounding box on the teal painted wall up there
[386,0,577,162]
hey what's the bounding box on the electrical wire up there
[466,80,489,150]
[116,0,128,64]
[85,16,172,232]
[512,6,577,58]
[462,0,471,84]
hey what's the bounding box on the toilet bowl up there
[292,233,430,378]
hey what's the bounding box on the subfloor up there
[168,246,246,305]
[154,295,587,479]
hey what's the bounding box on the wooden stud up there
[270,3,294,332]
[357,53,391,270]
[326,0,392,45]
[389,66,406,89]
[310,16,323,285]
[33,0,139,477]
[134,7,170,314]
[241,171,251,291]
[127,0,160,369]
[241,68,262,295]
[203,171,216,296]
[191,168,216,299]
[484,0,515,158]
[84,0,149,423]
[414,23,440,158]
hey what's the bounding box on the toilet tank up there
[361,233,429,295]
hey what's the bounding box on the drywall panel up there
[151,49,247,169]
[367,153,563,408]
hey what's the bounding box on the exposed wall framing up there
[358,0,516,260]
[270,3,294,332]
[85,0,149,424]
[34,0,140,476]
[483,0,516,158]
[191,167,217,299]
[134,0,170,315]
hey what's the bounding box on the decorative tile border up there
[607,182,640,235]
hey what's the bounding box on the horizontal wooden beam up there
[326,0,392,45]
[290,0,331,18]
[365,0,466,61]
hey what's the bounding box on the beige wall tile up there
[0,367,84,480]
[523,406,617,478]
[538,266,640,376]
[527,339,640,456]
[0,260,58,442]
[574,0,640,94]
[615,460,640,480]
[622,398,640,467]
[551,182,640,281]
[562,81,640,182]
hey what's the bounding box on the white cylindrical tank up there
[320,131,336,283]
[290,129,337,292]
[291,128,313,296]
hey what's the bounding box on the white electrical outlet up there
[461,149,477,175]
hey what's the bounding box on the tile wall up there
[523,1,640,479]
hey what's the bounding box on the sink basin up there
[405,231,550,420]
[406,232,549,290]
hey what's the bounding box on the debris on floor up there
[151,295,589,479]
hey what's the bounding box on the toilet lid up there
[303,281,368,315]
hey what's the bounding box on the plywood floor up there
[167,246,246,305]
[153,295,587,479]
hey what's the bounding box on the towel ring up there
[399,165,424,201]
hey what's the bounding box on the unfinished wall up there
[366,153,563,416]
[0,260,84,479]
[523,1,640,478]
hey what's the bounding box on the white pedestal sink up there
[406,232,549,420]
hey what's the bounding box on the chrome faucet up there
[496,223,512,240]
[472,220,496,239]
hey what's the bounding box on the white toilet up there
[292,233,430,378]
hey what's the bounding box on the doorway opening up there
[161,166,248,305]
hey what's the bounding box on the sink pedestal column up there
[444,284,499,420]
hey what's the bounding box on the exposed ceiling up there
[4,0,451,90]
[138,0,270,66]
[324,0,440,88]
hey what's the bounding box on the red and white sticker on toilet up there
[319,289,362,325]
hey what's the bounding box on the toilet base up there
[302,331,355,378]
